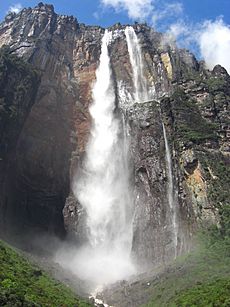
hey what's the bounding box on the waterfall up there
[125,26,178,260]
[58,30,135,288]
[125,26,149,103]
[162,122,178,258]
[56,27,180,288]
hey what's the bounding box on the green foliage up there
[144,236,230,307]
[177,122,218,143]
[172,278,230,307]
[0,240,91,307]
[206,76,227,93]
[219,205,230,238]
[171,89,218,144]
[183,70,203,84]
[171,87,186,101]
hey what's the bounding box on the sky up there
[0,1,230,72]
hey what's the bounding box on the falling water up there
[125,26,149,102]
[57,30,135,288]
[162,122,178,258]
[124,26,178,259]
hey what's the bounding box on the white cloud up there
[198,19,230,73]
[160,21,188,48]
[168,21,189,39]
[101,0,154,20]
[162,18,230,75]
[163,20,198,49]
[100,0,183,22]
[93,11,100,20]
[152,2,183,26]
[8,3,23,14]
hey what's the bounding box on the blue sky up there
[0,1,230,73]
[0,0,229,28]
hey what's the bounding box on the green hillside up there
[0,240,91,307]
[145,233,230,307]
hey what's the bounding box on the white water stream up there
[57,30,135,288]
[162,122,178,258]
[125,25,178,258]
[125,26,149,103]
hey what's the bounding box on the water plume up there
[56,30,135,288]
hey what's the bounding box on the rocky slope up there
[0,3,229,267]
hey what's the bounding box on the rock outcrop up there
[0,3,229,265]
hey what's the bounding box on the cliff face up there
[0,47,40,235]
[0,3,229,265]
[0,4,79,236]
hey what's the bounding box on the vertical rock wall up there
[0,4,229,266]
[0,48,40,235]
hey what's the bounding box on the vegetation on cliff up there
[0,240,91,306]
[170,88,219,144]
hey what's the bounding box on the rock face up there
[0,4,78,236]
[0,47,40,235]
[0,3,229,265]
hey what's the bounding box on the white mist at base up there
[125,26,149,103]
[162,122,178,258]
[56,245,135,286]
[56,30,135,288]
